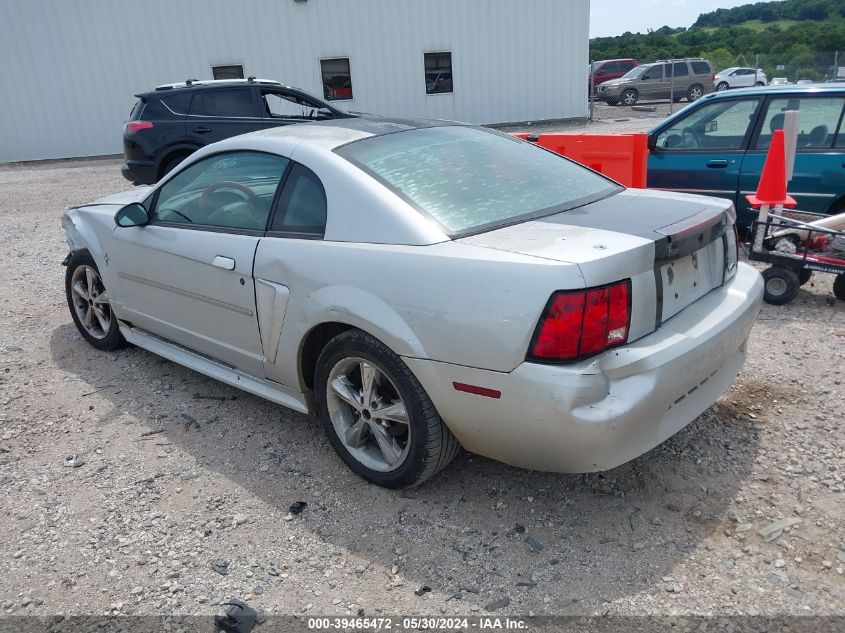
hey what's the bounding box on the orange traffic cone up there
[745,129,797,208]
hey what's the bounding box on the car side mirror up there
[115,202,149,227]
[705,120,718,133]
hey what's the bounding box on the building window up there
[424,52,453,94]
[212,64,244,80]
[320,58,353,101]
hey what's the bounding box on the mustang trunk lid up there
[458,188,734,336]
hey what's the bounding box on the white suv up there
[715,67,768,91]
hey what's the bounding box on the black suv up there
[122,78,356,184]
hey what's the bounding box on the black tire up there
[716,81,729,92]
[798,269,812,286]
[158,153,190,180]
[762,267,800,305]
[620,89,638,106]
[314,329,460,488]
[833,274,845,301]
[687,84,704,102]
[755,81,765,87]
[65,251,127,351]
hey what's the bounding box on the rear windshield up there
[336,126,621,235]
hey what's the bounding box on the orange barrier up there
[512,132,649,188]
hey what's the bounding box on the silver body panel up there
[61,122,763,473]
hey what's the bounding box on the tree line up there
[693,0,845,28]
[590,0,845,81]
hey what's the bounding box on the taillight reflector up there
[452,382,501,399]
[126,121,153,133]
[529,280,631,362]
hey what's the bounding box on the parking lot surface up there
[0,155,843,619]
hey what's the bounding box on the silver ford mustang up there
[61,118,763,488]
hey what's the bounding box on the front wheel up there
[65,252,126,350]
[716,81,729,91]
[762,267,800,305]
[620,89,638,106]
[314,330,460,488]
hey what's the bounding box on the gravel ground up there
[0,151,844,623]
[498,100,677,135]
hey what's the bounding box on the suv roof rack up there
[153,78,283,91]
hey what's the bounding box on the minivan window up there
[691,61,712,75]
[336,126,621,235]
[671,62,689,77]
[189,89,258,118]
[642,65,663,80]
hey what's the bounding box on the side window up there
[691,61,712,75]
[655,99,759,151]
[671,62,689,77]
[262,91,322,120]
[424,52,453,94]
[189,89,258,117]
[320,58,353,101]
[756,97,845,150]
[152,152,289,231]
[211,64,244,80]
[270,163,327,236]
[642,65,663,80]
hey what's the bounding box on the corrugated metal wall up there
[0,0,589,162]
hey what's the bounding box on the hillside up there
[589,0,845,81]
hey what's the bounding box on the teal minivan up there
[647,85,845,228]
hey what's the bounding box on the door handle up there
[212,256,236,270]
[707,159,729,168]
[192,127,212,134]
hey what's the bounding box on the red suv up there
[589,58,637,93]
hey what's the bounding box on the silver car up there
[62,118,763,488]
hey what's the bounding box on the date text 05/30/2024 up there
[306,617,528,630]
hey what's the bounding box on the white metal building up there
[1,0,589,163]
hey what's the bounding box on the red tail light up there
[125,121,153,133]
[528,280,631,362]
[711,73,716,82]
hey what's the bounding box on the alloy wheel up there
[325,357,410,472]
[70,265,112,339]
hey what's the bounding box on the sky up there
[590,0,755,37]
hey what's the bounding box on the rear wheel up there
[314,329,460,488]
[833,274,845,301]
[65,252,126,351]
[687,84,704,102]
[762,267,800,305]
[158,152,191,180]
[621,89,638,106]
